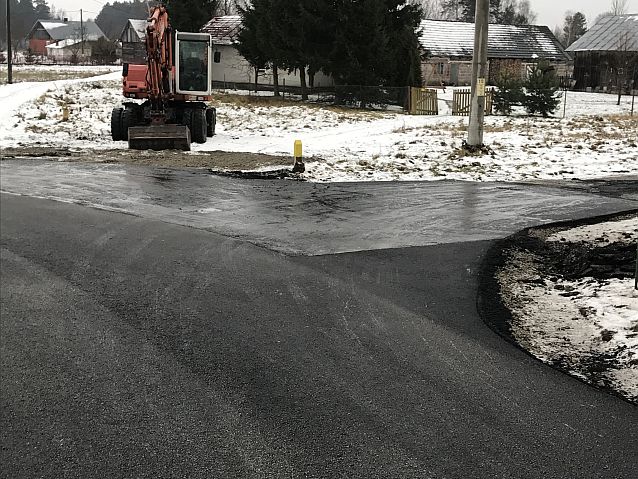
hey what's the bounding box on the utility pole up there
[80,9,84,55]
[6,0,12,84]
[467,0,489,147]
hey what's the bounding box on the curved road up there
[1,161,637,478]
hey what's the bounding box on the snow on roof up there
[45,38,82,50]
[200,16,241,45]
[419,19,569,61]
[120,19,148,41]
[31,19,106,41]
[40,22,68,30]
[129,19,148,39]
[566,14,638,52]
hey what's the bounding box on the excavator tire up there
[191,108,207,144]
[121,107,136,141]
[182,108,193,136]
[206,107,216,137]
[110,107,123,141]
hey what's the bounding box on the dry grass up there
[0,66,116,84]
[210,91,386,119]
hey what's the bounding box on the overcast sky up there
[52,0,638,30]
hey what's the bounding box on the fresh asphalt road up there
[1,161,637,478]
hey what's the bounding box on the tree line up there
[412,0,536,25]
[0,0,59,50]
[237,0,424,99]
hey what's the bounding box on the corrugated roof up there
[31,20,106,41]
[200,15,241,45]
[419,19,569,61]
[566,14,638,52]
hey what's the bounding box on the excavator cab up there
[176,32,213,95]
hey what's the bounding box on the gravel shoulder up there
[0,146,294,170]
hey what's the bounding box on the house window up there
[214,51,221,63]
[437,63,445,75]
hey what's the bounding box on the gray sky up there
[533,0,638,29]
[52,0,638,29]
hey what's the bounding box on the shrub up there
[523,60,561,117]
[493,62,524,116]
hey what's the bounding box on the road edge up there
[476,208,638,405]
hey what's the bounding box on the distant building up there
[566,14,638,92]
[119,19,148,64]
[418,20,570,86]
[200,15,334,89]
[27,19,106,58]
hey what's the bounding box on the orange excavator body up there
[111,4,216,150]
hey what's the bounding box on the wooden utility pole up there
[6,0,12,84]
[80,9,84,55]
[467,0,489,147]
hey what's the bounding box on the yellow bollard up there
[292,139,305,173]
[62,105,69,122]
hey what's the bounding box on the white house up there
[45,38,91,61]
[200,15,334,89]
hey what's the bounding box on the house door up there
[450,64,459,86]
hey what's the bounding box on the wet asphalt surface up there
[1,160,638,478]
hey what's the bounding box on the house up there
[119,19,148,63]
[27,19,106,58]
[200,15,334,89]
[418,20,570,86]
[566,14,638,92]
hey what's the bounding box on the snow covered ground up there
[498,216,638,403]
[0,70,636,182]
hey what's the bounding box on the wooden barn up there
[566,14,638,92]
[119,19,148,64]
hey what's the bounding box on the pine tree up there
[383,0,423,87]
[561,11,587,47]
[95,1,152,40]
[523,60,561,117]
[492,60,524,115]
[164,0,219,32]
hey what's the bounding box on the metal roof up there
[418,19,569,61]
[566,14,638,52]
[31,20,106,42]
[200,15,241,45]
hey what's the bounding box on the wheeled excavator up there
[111,4,216,151]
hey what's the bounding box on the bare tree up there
[611,0,628,15]
[612,32,638,105]
[515,1,537,25]
[410,0,444,20]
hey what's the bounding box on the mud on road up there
[0,146,295,171]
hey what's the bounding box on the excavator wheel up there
[206,107,216,137]
[110,107,124,141]
[182,108,193,137]
[121,107,137,141]
[191,108,207,144]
